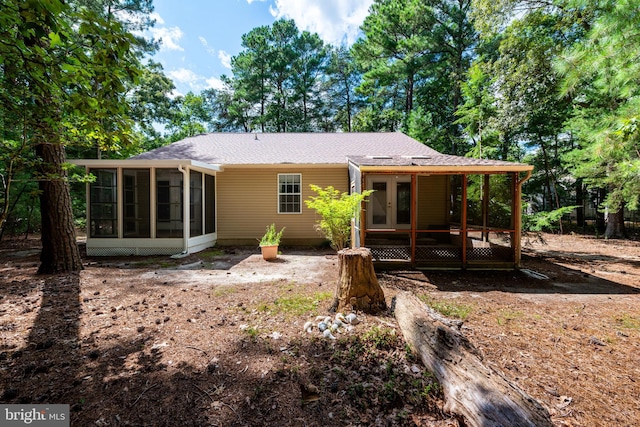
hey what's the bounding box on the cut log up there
[330,247,386,314]
[394,292,553,427]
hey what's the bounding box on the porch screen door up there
[367,176,411,229]
[370,181,389,227]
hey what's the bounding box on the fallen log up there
[394,292,553,427]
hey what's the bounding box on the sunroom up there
[72,160,221,256]
[348,155,533,269]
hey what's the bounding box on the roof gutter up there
[357,165,534,174]
[68,159,223,173]
[178,164,189,256]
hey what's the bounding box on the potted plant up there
[259,223,285,260]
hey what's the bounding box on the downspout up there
[178,164,189,255]
[514,170,532,268]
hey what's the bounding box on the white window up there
[278,174,301,214]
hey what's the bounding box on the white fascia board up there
[69,159,223,172]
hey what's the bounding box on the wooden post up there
[330,248,386,314]
[411,173,417,266]
[514,170,532,267]
[483,174,490,242]
[461,174,468,267]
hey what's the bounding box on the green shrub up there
[304,184,373,250]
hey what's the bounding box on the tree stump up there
[394,292,554,427]
[330,247,386,313]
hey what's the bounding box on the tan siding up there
[417,175,449,229]
[217,167,349,245]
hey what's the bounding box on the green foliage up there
[496,308,523,326]
[218,19,330,132]
[362,326,400,350]
[523,205,578,232]
[419,295,473,320]
[323,46,363,132]
[304,185,373,251]
[241,325,260,339]
[554,0,640,234]
[165,92,212,143]
[0,0,156,264]
[260,292,333,318]
[353,0,475,154]
[613,313,640,330]
[259,223,285,246]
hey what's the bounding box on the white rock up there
[323,329,336,340]
[303,321,314,332]
[346,313,359,325]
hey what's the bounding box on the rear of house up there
[72,132,532,269]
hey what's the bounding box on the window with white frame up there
[278,174,301,213]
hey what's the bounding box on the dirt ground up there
[1,233,639,426]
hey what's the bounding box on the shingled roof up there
[347,154,529,168]
[130,132,531,171]
[132,132,441,165]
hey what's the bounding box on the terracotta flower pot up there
[260,245,278,260]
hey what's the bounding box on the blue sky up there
[148,0,374,96]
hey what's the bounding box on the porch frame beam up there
[462,174,468,267]
[411,173,417,266]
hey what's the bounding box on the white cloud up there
[168,68,200,86]
[168,89,184,100]
[269,0,374,46]
[199,36,217,57]
[218,50,232,69]
[150,26,184,51]
[150,12,165,25]
[246,0,267,3]
[206,77,225,90]
[168,68,225,92]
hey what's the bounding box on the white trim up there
[277,173,302,214]
[150,168,157,239]
[70,159,222,173]
[179,165,189,253]
[117,168,123,239]
[86,237,181,248]
[187,234,217,253]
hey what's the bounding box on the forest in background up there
[1,0,639,272]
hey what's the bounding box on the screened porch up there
[72,160,220,256]
[348,156,532,269]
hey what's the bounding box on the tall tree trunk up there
[345,76,352,132]
[595,188,606,234]
[605,205,627,239]
[35,136,83,274]
[575,179,584,227]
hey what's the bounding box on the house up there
[72,132,533,269]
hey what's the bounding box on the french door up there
[366,175,412,229]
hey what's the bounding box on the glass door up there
[370,180,390,228]
[367,176,411,229]
[395,180,411,227]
